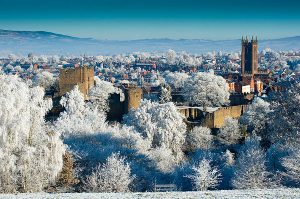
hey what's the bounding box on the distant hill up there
[0,29,299,56]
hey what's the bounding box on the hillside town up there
[1,38,299,125]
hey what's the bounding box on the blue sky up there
[0,0,299,40]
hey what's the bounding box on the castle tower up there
[59,66,94,99]
[124,87,143,113]
[241,36,258,76]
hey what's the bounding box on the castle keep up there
[59,66,94,99]
[107,86,143,121]
[124,87,143,113]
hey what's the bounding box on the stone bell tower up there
[241,36,258,76]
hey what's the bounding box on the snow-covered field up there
[0,189,300,199]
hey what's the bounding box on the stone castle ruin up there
[57,66,246,129]
[123,87,143,113]
[59,66,94,99]
[108,86,143,121]
[178,105,248,129]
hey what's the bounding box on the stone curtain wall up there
[210,105,248,128]
[179,105,248,129]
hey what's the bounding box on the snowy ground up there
[0,189,300,199]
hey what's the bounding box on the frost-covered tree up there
[32,71,56,91]
[183,72,230,108]
[83,153,134,192]
[55,86,107,136]
[0,75,64,193]
[239,83,300,187]
[224,149,235,166]
[232,137,277,189]
[218,117,242,145]
[124,100,186,171]
[164,72,189,90]
[267,83,300,146]
[166,49,177,65]
[185,126,213,151]
[281,147,300,184]
[159,84,172,104]
[37,55,48,63]
[88,77,121,112]
[147,147,178,173]
[228,53,239,60]
[4,64,14,72]
[57,88,159,190]
[240,97,271,135]
[8,54,18,61]
[219,149,236,190]
[179,52,202,67]
[15,65,23,73]
[186,158,221,191]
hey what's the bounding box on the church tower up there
[241,36,258,76]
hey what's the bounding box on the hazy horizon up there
[1,28,300,42]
